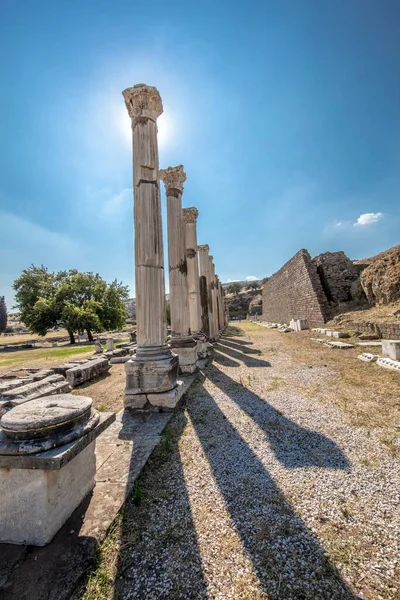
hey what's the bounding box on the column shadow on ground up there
[186,380,356,599]
[207,363,351,471]
[111,411,209,600]
[215,341,271,368]
[212,348,242,368]
[219,338,261,354]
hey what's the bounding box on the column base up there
[170,337,198,374]
[124,381,185,411]
[124,349,179,403]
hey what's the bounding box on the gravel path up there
[107,324,399,600]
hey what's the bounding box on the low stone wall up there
[346,321,400,340]
[262,249,329,326]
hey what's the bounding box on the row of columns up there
[122,83,226,410]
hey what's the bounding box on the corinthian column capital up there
[160,165,186,194]
[182,207,199,224]
[122,84,163,122]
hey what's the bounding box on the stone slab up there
[0,413,115,470]
[358,353,379,363]
[382,340,400,361]
[110,356,131,364]
[357,341,382,347]
[66,357,110,388]
[325,341,355,349]
[1,394,92,439]
[377,357,400,372]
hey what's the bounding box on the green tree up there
[0,296,7,333]
[165,301,171,326]
[13,266,129,343]
[262,276,270,284]
[247,281,260,290]
[227,282,242,295]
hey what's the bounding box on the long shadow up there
[112,410,209,600]
[212,348,241,368]
[186,382,356,599]
[218,338,262,354]
[207,363,350,471]
[215,341,271,368]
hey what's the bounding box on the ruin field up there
[75,322,399,600]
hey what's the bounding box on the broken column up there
[182,207,208,359]
[122,84,180,409]
[160,166,198,374]
[0,394,115,546]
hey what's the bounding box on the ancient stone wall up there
[312,251,365,304]
[262,249,330,326]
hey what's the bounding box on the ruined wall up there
[312,251,366,304]
[262,249,330,326]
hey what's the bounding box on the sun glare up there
[119,108,170,149]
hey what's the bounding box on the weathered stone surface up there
[359,244,400,305]
[0,412,113,465]
[325,341,355,349]
[110,356,131,364]
[358,353,379,362]
[124,353,179,398]
[377,356,400,372]
[66,357,110,388]
[0,375,71,416]
[382,340,400,361]
[94,340,103,353]
[147,380,185,409]
[1,394,92,439]
[52,362,81,376]
[0,441,96,546]
[313,251,365,304]
[262,249,329,327]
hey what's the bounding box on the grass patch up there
[0,344,94,370]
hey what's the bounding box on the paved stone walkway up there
[106,324,399,600]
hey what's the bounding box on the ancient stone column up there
[182,208,208,360]
[122,84,180,410]
[198,245,211,340]
[216,276,224,332]
[209,254,219,340]
[160,166,197,373]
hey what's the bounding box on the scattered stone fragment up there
[377,356,400,372]
[65,357,110,387]
[0,375,71,415]
[358,353,379,362]
[325,341,355,349]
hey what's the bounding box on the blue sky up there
[1,0,399,308]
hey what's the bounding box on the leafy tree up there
[262,276,270,284]
[166,301,171,326]
[247,281,260,290]
[227,282,242,295]
[0,296,7,333]
[13,265,129,343]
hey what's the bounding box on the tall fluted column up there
[182,208,208,360]
[209,255,218,341]
[160,166,197,373]
[198,245,211,340]
[122,84,180,410]
[216,276,224,332]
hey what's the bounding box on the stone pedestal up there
[382,340,400,361]
[160,166,198,374]
[0,394,115,546]
[122,84,180,409]
[106,339,114,352]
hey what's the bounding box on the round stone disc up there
[1,394,92,440]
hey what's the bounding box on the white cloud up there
[245,275,258,281]
[354,212,383,226]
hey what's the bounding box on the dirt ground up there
[73,322,399,600]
